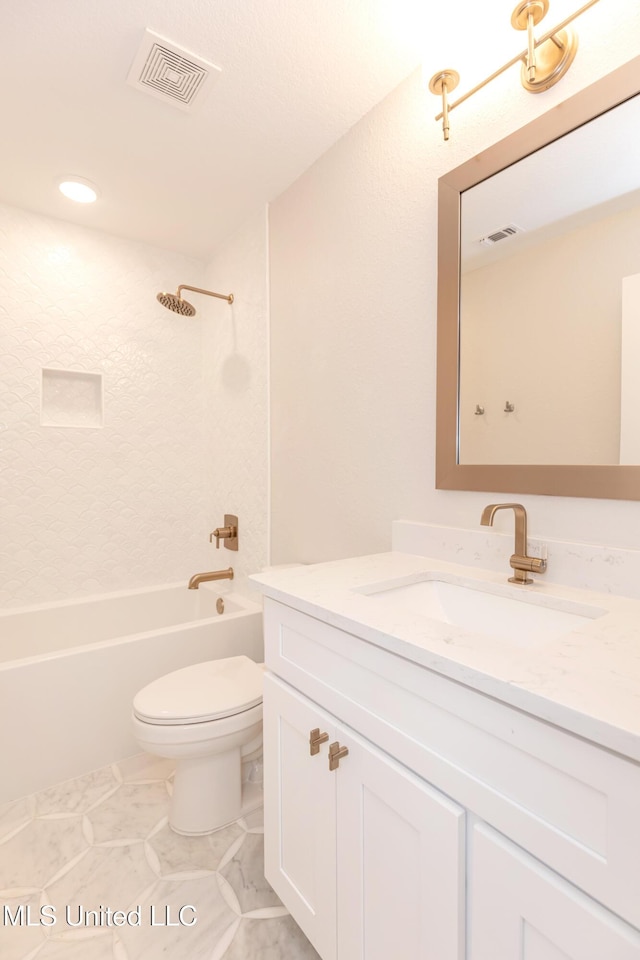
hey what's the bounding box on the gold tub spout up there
[188,567,234,590]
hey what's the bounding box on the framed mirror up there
[436,55,640,500]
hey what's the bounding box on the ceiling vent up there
[127,29,221,112]
[479,224,525,246]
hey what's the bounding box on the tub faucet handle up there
[210,515,239,551]
[212,526,232,547]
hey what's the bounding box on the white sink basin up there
[358,577,607,647]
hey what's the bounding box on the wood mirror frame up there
[436,55,640,500]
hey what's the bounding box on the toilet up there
[132,655,264,835]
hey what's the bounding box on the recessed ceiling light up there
[58,178,99,203]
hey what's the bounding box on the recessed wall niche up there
[40,368,104,428]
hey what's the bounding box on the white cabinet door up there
[336,724,466,960]
[265,673,466,960]
[263,673,337,960]
[470,823,640,960]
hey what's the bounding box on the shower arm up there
[177,284,234,305]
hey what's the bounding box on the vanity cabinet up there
[262,597,640,959]
[263,672,465,960]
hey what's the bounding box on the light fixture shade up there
[58,178,99,203]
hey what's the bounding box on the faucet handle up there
[509,553,547,584]
[209,515,239,551]
[211,526,233,547]
[511,555,547,573]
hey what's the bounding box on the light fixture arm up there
[428,71,460,141]
[511,1,550,84]
[442,78,451,141]
[527,9,537,81]
[430,0,600,139]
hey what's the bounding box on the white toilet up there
[132,655,264,835]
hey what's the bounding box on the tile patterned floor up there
[0,755,320,960]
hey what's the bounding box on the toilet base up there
[170,749,243,835]
[131,701,263,837]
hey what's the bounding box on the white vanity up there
[251,528,640,960]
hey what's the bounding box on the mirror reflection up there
[458,92,640,466]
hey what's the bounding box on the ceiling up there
[1,0,597,261]
[0,0,440,260]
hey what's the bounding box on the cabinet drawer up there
[264,598,640,927]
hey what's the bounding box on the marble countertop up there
[250,552,640,763]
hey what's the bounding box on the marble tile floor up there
[0,754,320,960]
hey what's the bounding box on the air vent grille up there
[479,223,524,246]
[127,30,221,112]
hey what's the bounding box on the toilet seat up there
[133,655,263,725]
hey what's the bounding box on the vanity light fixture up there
[58,177,99,203]
[428,0,600,141]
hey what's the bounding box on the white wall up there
[202,208,270,592]
[270,1,640,561]
[0,202,270,609]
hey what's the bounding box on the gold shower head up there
[156,284,234,317]
[157,291,196,316]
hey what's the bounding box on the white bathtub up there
[0,583,263,805]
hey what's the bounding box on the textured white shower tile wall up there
[0,202,211,607]
[202,208,270,592]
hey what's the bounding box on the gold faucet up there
[188,567,234,590]
[480,503,546,585]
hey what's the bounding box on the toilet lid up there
[133,656,264,725]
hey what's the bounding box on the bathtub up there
[0,583,263,805]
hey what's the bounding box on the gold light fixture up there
[429,0,599,141]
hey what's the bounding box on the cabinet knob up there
[309,728,329,756]
[328,741,349,771]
